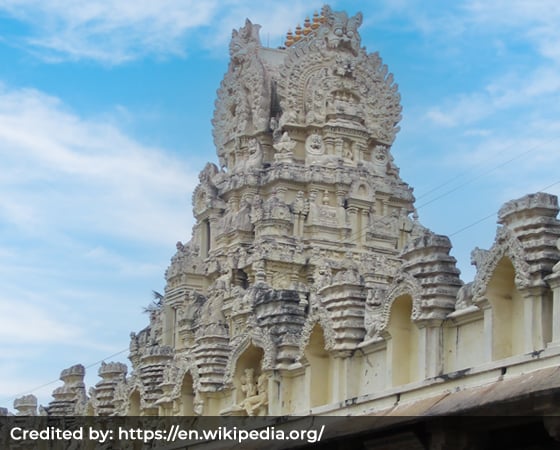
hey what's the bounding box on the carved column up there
[13,395,38,416]
[546,269,560,347]
[47,364,87,416]
[498,193,560,351]
[401,234,462,377]
[417,319,444,379]
[194,324,230,391]
[319,274,366,350]
[519,285,552,352]
[92,362,127,416]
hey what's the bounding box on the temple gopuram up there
[6,5,560,449]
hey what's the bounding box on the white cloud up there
[426,62,560,128]
[0,299,81,343]
[0,0,328,63]
[463,0,560,63]
[0,84,196,246]
[0,0,221,63]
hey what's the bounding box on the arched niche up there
[387,294,419,386]
[304,324,332,408]
[233,345,265,404]
[128,390,141,416]
[180,372,195,415]
[486,257,524,360]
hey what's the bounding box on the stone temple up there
[7,5,560,444]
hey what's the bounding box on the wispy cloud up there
[463,0,560,63]
[0,84,196,245]
[0,0,327,63]
[0,299,81,343]
[0,0,221,63]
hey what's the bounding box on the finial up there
[303,17,312,35]
[285,29,294,47]
[294,24,303,42]
[311,11,321,29]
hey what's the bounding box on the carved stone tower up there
[31,6,560,422]
[117,5,461,416]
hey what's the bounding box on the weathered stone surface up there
[6,6,560,421]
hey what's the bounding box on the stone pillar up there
[138,345,174,415]
[194,324,230,392]
[318,272,366,351]
[162,304,175,347]
[417,320,443,379]
[331,352,352,402]
[254,287,306,367]
[401,234,462,377]
[48,364,87,416]
[546,268,560,347]
[482,300,494,362]
[13,395,37,416]
[498,193,560,350]
[92,362,127,416]
[519,286,552,352]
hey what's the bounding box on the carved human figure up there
[306,133,325,155]
[238,370,268,416]
[273,131,296,154]
[251,195,264,223]
[456,282,474,310]
[470,247,489,269]
[292,191,309,237]
[319,6,363,55]
[364,287,386,339]
[315,262,333,290]
[234,197,253,231]
[245,138,263,170]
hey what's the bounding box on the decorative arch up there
[128,388,142,416]
[386,294,420,386]
[297,308,337,361]
[377,273,423,334]
[224,328,274,384]
[468,229,540,361]
[168,360,200,402]
[276,29,401,144]
[302,323,333,408]
[349,179,374,200]
[471,228,532,303]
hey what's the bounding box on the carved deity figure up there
[364,287,386,339]
[238,369,268,416]
[318,5,363,55]
[273,131,296,154]
[245,138,263,170]
[213,19,270,154]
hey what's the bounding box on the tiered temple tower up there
[116,5,464,415]
[8,7,560,423]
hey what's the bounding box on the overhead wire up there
[7,138,560,408]
[415,135,560,206]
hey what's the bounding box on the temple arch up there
[304,324,332,408]
[179,372,195,415]
[128,390,141,416]
[233,345,265,404]
[486,257,524,360]
[386,294,419,386]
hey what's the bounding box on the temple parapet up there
[4,7,560,423]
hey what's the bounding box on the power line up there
[416,136,560,209]
[448,179,560,238]
[2,338,132,406]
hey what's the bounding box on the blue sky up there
[1,0,560,408]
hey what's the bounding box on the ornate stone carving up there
[238,369,268,416]
[276,9,401,144]
[12,8,560,422]
[471,228,532,303]
[213,19,270,161]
